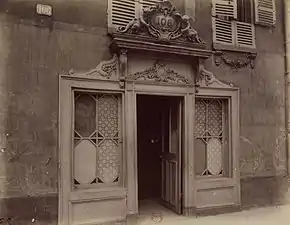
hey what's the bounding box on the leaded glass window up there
[194,98,230,177]
[73,91,122,187]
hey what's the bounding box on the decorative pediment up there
[117,0,203,44]
[66,54,118,79]
[128,61,191,85]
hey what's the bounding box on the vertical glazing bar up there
[222,100,225,176]
[72,90,76,187]
[95,94,99,184]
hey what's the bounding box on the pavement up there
[137,200,290,225]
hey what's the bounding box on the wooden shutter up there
[236,22,255,48]
[108,0,138,28]
[254,0,276,26]
[140,0,160,12]
[212,0,237,19]
[213,18,235,46]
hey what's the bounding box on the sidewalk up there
[137,204,290,225]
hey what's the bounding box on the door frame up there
[126,82,196,216]
[135,93,184,214]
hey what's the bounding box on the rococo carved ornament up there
[128,61,191,85]
[196,59,234,93]
[117,0,203,44]
[67,54,118,79]
[214,50,257,69]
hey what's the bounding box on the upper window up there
[212,0,276,50]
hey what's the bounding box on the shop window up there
[194,98,231,177]
[73,91,122,188]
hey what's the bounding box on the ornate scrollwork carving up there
[195,60,215,92]
[195,59,234,92]
[67,54,118,79]
[89,54,118,78]
[117,0,203,44]
[214,51,257,69]
[128,61,191,85]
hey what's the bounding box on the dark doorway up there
[137,94,183,215]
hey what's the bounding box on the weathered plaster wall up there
[196,0,289,207]
[0,1,111,223]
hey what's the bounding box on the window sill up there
[213,43,257,54]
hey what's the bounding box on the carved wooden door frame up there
[123,81,196,216]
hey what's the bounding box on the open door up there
[160,98,183,214]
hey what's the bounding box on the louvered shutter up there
[212,0,237,19]
[254,0,276,26]
[212,0,237,46]
[141,0,161,12]
[236,22,255,48]
[108,0,138,28]
[213,18,235,46]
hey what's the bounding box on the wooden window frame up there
[59,76,127,225]
[193,87,241,209]
[194,97,232,178]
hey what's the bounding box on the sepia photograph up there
[0,0,289,224]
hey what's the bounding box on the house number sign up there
[151,13,178,32]
[154,15,176,31]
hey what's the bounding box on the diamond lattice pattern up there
[73,92,121,186]
[195,99,225,176]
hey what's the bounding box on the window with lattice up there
[73,91,122,188]
[194,98,231,177]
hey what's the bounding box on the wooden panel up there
[195,178,236,189]
[70,187,127,202]
[71,198,126,225]
[195,187,236,208]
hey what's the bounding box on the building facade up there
[0,0,289,224]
